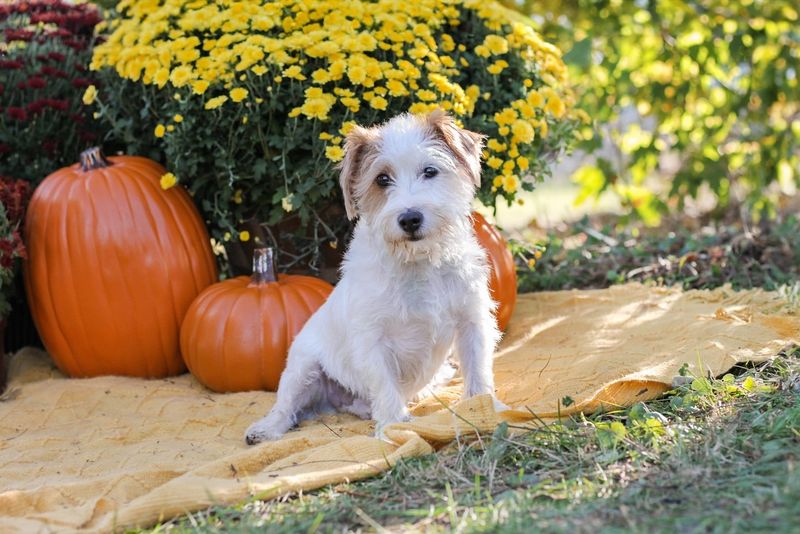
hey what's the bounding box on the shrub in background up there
[514,0,800,223]
[89,0,580,275]
[0,0,103,184]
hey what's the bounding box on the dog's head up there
[339,110,485,252]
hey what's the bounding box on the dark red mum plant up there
[0,176,31,317]
[0,1,102,184]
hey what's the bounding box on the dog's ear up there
[338,125,375,220]
[426,109,485,188]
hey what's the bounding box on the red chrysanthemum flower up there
[70,77,92,88]
[28,76,47,89]
[0,59,24,69]
[6,107,28,121]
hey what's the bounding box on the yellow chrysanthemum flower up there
[417,89,437,101]
[325,145,345,162]
[487,156,503,170]
[487,60,509,75]
[370,96,388,110]
[487,138,506,152]
[527,90,544,107]
[82,85,97,105]
[192,80,210,95]
[511,119,535,143]
[169,66,192,87]
[205,96,228,110]
[502,174,519,193]
[545,94,565,118]
[154,69,169,88]
[154,124,166,138]
[340,121,357,135]
[160,172,177,190]
[483,35,509,55]
[339,97,359,113]
[239,230,251,242]
[230,87,249,102]
[494,108,518,126]
[284,65,307,80]
[312,69,331,84]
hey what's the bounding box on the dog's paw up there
[373,413,413,441]
[492,397,511,413]
[244,418,287,445]
[374,425,392,443]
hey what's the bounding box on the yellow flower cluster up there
[92,0,577,196]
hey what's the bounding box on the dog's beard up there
[387,220,462,266]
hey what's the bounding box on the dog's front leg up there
[456,312,500,399]
[245,342,322,445]
[359,341,411,439]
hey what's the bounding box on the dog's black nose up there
[398,210,423,234]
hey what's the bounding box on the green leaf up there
[563,37,592,69]
[691,377,713,395]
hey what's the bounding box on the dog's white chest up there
[380,270,461,390]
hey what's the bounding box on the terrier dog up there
[245,110,502,444]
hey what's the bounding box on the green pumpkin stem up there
[250,247,278,285]
[79,147,112,171]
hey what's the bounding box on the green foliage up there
[520,0,800,222]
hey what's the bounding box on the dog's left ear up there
[426,109,485,188]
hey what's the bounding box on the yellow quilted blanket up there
[1,284,797,532]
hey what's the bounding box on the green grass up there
[515,215,800,294]
[149,348,800,533]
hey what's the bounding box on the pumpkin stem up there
[79,147,112,171]
[250,247,278,285]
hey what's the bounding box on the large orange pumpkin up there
[471,211,517,331]
[180,248,332,392]
[24,148,218,378]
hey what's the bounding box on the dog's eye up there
[422,166,438,178]
[375,173,392,187]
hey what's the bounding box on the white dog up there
[245,110,502,444]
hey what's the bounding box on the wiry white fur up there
[245,112,502,444]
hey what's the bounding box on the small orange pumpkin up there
[180,248,333,392]
[24,148,218,378]
[471,211,517,331]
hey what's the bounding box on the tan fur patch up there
[424,109,485,187]
[339,126,381,220]
[353,162,392,222]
